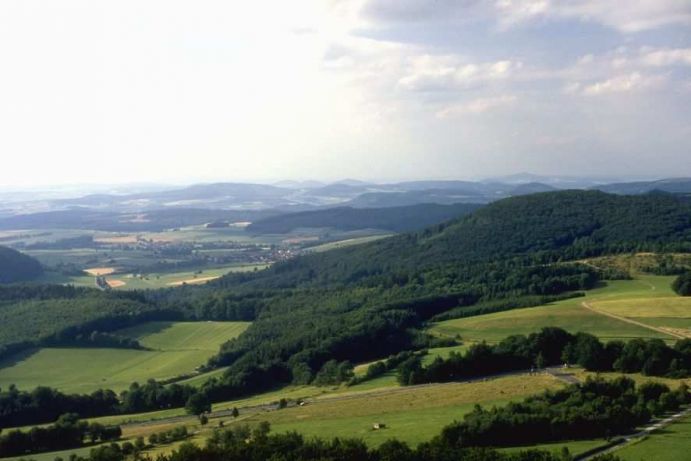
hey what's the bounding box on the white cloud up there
[398,56,521,92]
[495,0,691,32]
[640,48,691,67]
[436,95,516,117]
[582,72,664,95]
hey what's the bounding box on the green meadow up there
[428,275,687,343]
[0,321,249,394]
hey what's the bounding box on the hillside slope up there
[228,190,691,289]
[247,203,482,234]
[0,246,43,283]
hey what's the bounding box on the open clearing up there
[0,321,249,394]
[429,275,685,343]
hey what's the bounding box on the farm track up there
[581,301,687,339]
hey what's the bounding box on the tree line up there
[398,328,691,385]
[440,377,689,447]
[0,413,121,457]
[76,422,624,461]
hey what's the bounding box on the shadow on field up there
[0,347,40,369]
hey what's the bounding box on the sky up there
[0,0,690,186]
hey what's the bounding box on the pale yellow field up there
[106,278,126,288]
[168,276,220,286]
[94,235,139,244]
[590,297,691,318]
[84,267,116,276]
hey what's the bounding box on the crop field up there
[0,321,249,394]
[429,276,685,343]
[616,414,691,461]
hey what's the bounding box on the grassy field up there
[238,373,564,447]
[429,276,684,343]
[616,414,691,461]
[0,321,249,393]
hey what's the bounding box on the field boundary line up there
[581,301,686,340]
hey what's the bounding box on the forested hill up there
[218,190,691,290]
[246,203,482,234]
[0,246,43,283]
[170,190,691,396]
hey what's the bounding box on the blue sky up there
[0,0,689,185]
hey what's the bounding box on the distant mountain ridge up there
[594,178,691,195]
[1,176,690,222]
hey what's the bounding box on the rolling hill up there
[0,246,43,283]
[181,190,691,397]
[246,203,482,234]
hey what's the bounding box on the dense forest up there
[247,203,482,234]
[0,246,43,283]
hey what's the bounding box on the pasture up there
[0,321,249,394]
[429,275,685,343]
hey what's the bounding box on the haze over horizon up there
[1,1,689,186]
